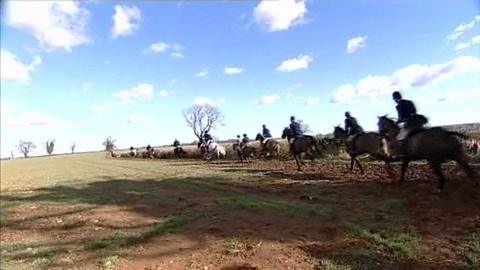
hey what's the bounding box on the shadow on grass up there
[2,171,479,269]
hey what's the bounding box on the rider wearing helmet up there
[262,124,272,138]
[173,139,180,148]
[344,111,364,136]
[289,116,302,139]
[203,132,213,144]
[393,91,427,140]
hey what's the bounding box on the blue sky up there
[1,0,479,157]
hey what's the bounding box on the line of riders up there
[121,91,477,191]
[194,91,478,191]
[195,91,427,160]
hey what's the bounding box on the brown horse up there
[378,116,478,191]
[281,127,322,171]
[333,126,392,175]
[255,133,280,160]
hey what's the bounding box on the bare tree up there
[45,139,55,155]
[103,137,116,151]
[70,142,77,154]
[298,120,313,134]
[17,141,36,158]
[183,104,224,141]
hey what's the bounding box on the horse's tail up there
[448,131,468,140]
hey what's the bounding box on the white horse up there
[202,142,226,159]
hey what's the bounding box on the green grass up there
[342,198,417,261]
[85,213,195,251]
[345,222,417,259]
[0,241,67,269]
[216,193,331,217]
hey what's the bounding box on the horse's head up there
[255,133,263,141]
[333,125,346,139]
[281,127,291,139]
[377,115,398,135]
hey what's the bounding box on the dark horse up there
[333,126,393,175]
[173,146,186,158]
[378,116,478,191]
[281,127,322,171]
[255,133,280,160]
[232,142,256,163]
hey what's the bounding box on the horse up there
[333,126,393,175]
[200,142,226,160]
[232,143,256,163]
[173,146,186,158]
[378,115,478,191]
[255,133,280,160]
[281,127,322,171]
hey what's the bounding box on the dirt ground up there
[1,155,479,270]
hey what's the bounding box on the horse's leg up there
[454,155,479,187]
[400,159,410,182]
[294,154,302,171]
[349,156,354,171]
[385,160,394,178]
[355,158,364,174]
[429,161,447,191]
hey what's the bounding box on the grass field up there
[1,153,479,269]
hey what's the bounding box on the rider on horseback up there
[288,116,303,152]
[344,111,363,136]
[262,124,272,138]
[393,91,427,141]
[173,139,180,148]
[203,132,213,145]
[241,134,250,148]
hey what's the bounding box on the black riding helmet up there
[392,91,402,100]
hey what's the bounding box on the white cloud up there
[454,35,480,53]
[224,67,244,75]
[330,55,480,103]
[113,83,155,104]
[330,84,356,103]
[90,102,112,114]
[304,97,318,106]
[83,82,92,91]
[127,114,154,124]
[191,97,225,106]
[276,55,312,72]
[170,52,185,58]
[111,5,141,38]
[346,36,367,54]
[144,42,184,58]
[193,97,214,106]
[196,67,210,78]
[1,49,41,83]
[472,35,480,45]
[6,1,90,51]
[446,15,480,41]
[255,94,280,105]
[147,42,169,53]
[159,90,169,97]
[90,105,105,114]
[253,0,307,32]
[455,42,470,52]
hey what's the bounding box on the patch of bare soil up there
[2,159,479,269]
